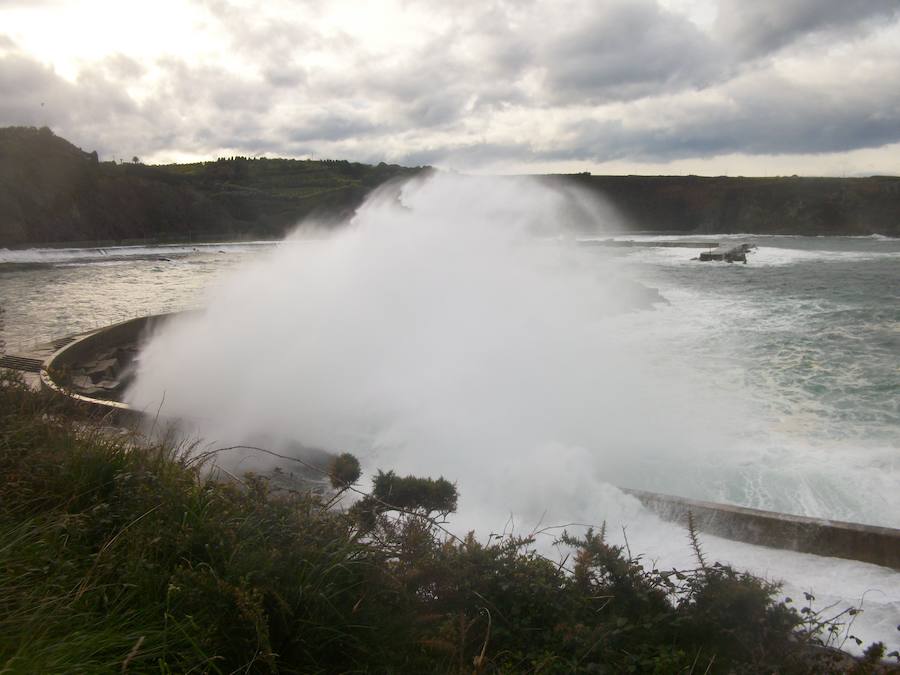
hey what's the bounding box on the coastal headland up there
[2,126,898,247]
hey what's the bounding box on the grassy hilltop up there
[0,127,424,246]
[1,126,899,246]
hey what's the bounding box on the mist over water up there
[127,173,748,526]
[126,173,900,651]
[125,173,900,529]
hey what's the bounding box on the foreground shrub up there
[0,372,894,673]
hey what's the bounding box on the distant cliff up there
[1,127,898,246]
[550,173,900,236]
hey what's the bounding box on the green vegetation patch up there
[0,372,894,673]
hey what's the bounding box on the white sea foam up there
[616,243,900,267]
[128,173,748,504]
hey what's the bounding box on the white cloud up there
[1,0,899,174]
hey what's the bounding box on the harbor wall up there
[625,488,900,570]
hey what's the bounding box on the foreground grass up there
[0,372,894,673]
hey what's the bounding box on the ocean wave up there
[0,241,279,265]
[579,232,899,242]
[749,247,900,266]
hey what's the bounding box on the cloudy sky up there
[2,0,899,175]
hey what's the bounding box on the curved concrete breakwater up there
[34,313,900,571]
[40,313,175,420]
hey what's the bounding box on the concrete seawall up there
[625,488,900,570]
[40,313,174,420]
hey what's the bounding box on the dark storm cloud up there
[540,0,723,103]
[155,59,275,113]
[345,37,473,126]
[284,112,380,143]
[716,0,900,58]
[552,69,900,163]
[320,6,526,114]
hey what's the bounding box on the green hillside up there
[0,127,425,246]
